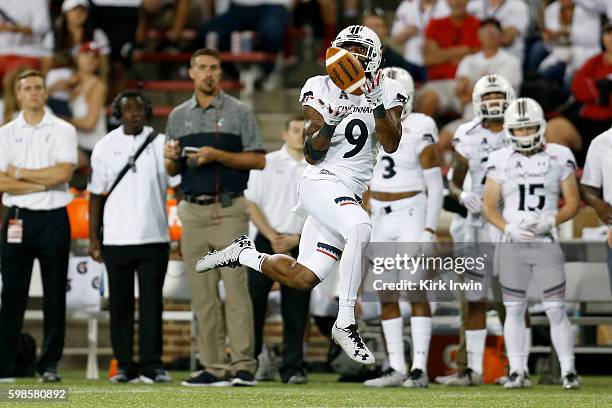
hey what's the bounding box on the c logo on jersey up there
[301,91,314,102]
[316,242,342,261]
[422,134,435,144]
[334,196,359,207]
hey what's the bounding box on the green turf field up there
[0,372,611,407]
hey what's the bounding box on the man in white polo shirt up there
[88,90,179,384]
[580,127,612,293]
[0,69,77,383]
[244,115,309,384]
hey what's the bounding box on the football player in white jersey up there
[195,25,407,365]
[442,74,514,386]
[483,97,581,390]
[362,67,443,388]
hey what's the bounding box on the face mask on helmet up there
[506,124,545,152]
[332,25,382,73]
[504,98,546,153]
[472,75,515,120]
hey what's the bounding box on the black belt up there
[183,191,243,206]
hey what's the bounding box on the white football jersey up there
[370,112,438,192]
[486,143,577,237]
[299,75,407,195]
[453,118,509,199]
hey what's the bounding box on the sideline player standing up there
[483,97,581,389]
[443,74,515,385]
[195,25,407,364]
[363,67,443,388]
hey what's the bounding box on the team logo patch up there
[334,196,359,206]
[422,133,435,144]
[301,91,314,102]
[339,91,349,100]
[316,242,342,260]
[395,93,407,103]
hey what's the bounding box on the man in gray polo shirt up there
[164,48,265,387]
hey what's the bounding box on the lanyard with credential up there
[7,208,23,244]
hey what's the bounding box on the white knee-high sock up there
[410,316,432,372]
[545,303,575,376]
[503,302,527,374]
[466,329,487,375]
[336,223,371,328]
[382,317,406,374]
[523,326,531,373]
[239,248,268,272]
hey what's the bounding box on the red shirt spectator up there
[572,53,612,121]
[424,15,481,79]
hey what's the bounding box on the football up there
[325,46,366,96]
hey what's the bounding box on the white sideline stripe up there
[325,48,348,66]
[345,77,365,94]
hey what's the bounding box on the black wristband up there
[373,104,386,119]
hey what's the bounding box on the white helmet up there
[504,98,546,153]
[472,74,515,120]
[381,66,414,115]
[332,25,382,73]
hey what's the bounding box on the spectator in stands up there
[66,42,108,169]
[391,0,451,83]
[536,0,601,86]
[164,48,265,387]
[136,0,191,47]
[437,18,522,159]
[362,7,428,83]
[88,90,178,384]
[42,0,111,79]
[547,22,612,165]
[0,69,77,383]
[573,0,612,18]
[89,0,142,98]
[0,0,51,84]
[245,116,309,385]
[417,0,480,117]
[580,126,612,294]
[196,0,289,79]
[467,0,529,62]
[0,67,26,126]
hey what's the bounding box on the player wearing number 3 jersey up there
[194,25,407,366]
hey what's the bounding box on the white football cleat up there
[444,368,482,386]
[403,368,429,388]
[195,235,254,273]
[363,368,405,387]
[562,372,581,390]
[503,371,532,389]
[331,323,375,365]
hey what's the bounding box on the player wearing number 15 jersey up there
[483,98,581,390]
[195,25,407,366]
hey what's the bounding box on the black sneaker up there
[181,370,230,387]
[110,369,140,384]
[40,371,61,383]
[140,368,172,384]
[281,368,307,385]
[231,370,257,386]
